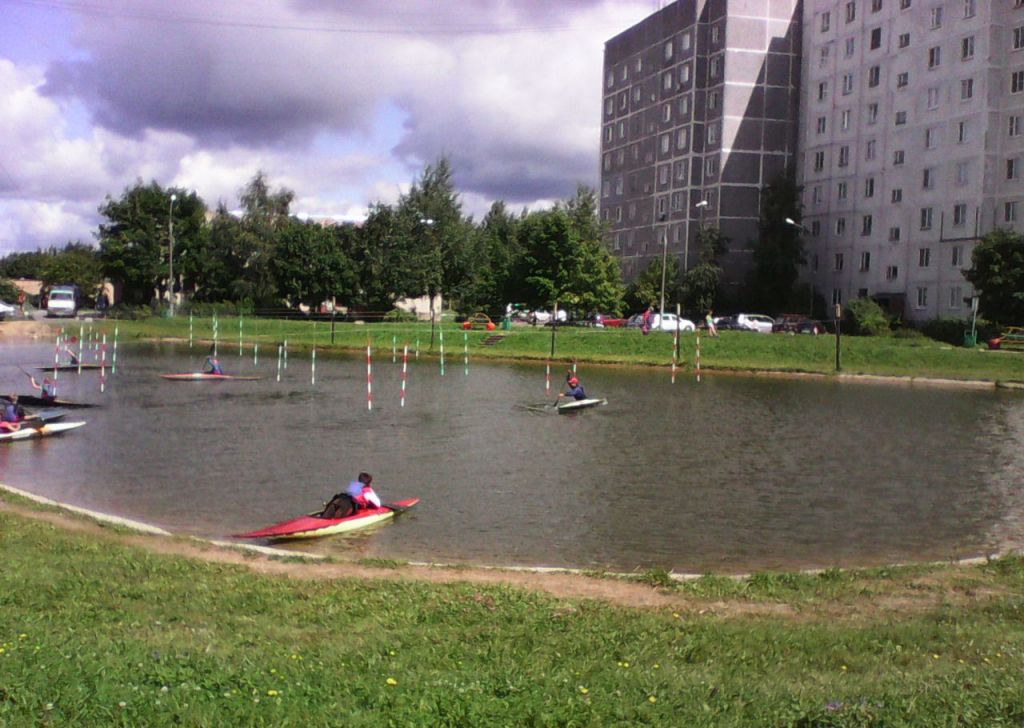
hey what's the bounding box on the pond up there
[2,340,1022,574]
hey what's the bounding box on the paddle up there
[383,502,409,515]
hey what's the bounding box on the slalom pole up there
[311,347,316,386]
[545,361,551,394]
[463,330,468,376]
[415,338,420,360]
[239,316,243,357]
[366,343,374,411]
[696,327,701,383]
[100,334,107,393]
[276,344,283,382]
[112,325,119,375]
[400,344,408,408]
[392,335,397,364]
[253,343,259,367]
[77,324,84,375]
[672,303,680,385]
[439,326,445,377]
[283,339,288,369]
[189,312,193,349]
[213,314,219,357]
[53,329,60,379]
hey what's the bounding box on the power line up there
[10,0,610,37]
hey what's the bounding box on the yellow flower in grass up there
[648,695,657,704]
[578,686,589,695]
[386,677,398,686]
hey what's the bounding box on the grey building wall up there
[600,0,802,295]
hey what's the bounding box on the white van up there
[46,287,79,318]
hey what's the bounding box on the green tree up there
[0,250,48,279]
[97,181,204,305]
[234,172,295,306]
[749,173,805,313]
[39,243,104,301]
[348,202,424,311]
[681,226,729,314]
[964,228,1024,325]
[272,220,358,309]
[626,257,678,313]
[461,201,521,313]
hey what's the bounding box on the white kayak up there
[0,421,86,442]
[557,398,607,413]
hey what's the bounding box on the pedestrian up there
[706,310,719,337]
[641,304,654,335]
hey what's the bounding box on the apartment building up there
[600,0,802,288]
[800,0,1024,321]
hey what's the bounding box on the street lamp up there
[168,193,177,317]
[419,217,438,348]
[692,199,709,273]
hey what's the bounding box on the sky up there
[0,0,657,256]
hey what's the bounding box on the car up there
[773,313,817,334]
[579,313,627,328]
[529,309,567,325]
[712,315,755,331]
[46,286,79,318]
[794,319,828,335]
[734,313,774,334]
[0,301,14,320]
[626,312,695,332]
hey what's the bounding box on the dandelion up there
[44,703,53,711]
[267,690,279,697]
[648,695,657,704]
[0,648,5,655]
[19,634,27,640]
[653,664,660,669]
[386,678,398,686]
[578,686,589,695]
[118,701,126,708]
[932,654,940,660]
[161,686,168,693]
[841,665,848,671]
[290,654,299,661]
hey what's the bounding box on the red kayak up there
[233,498,419,540]
[160,373,262,381]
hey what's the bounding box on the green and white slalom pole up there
[112,325,119,374]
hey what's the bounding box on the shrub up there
[383,309,418,322]
[844,298,891,336]
[919,317,1001,345]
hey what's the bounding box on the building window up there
[958,122,969,143]
[709,56,721,78]
[660,133,671,154]
[834,253,845,271]
[821,11,831,32]
[886,265,899,280]
[1013,71,1024,94]
[679,63,692,85]
[953,203,968,226]
[710,25,720,44]
[1008,158,1019,180]
[925,128,936,149]
[928,46,941,68]
[930,7,942,28]
[957,162,969,186]
[920,207,933,229]
[832,289,843,306]
[818,81,829,100]
[662,103,672,123]
[949,286,962,309]
[962,36,974,61]
[813,151,825,171]
[1015,27,1024,51]
[952,246,963,266]
[678,95,690,116]
[870,27,882,49]
[900,0,911,7]
[866,140,877,160]
[675,159,688,182]
[845,37,856,58]
[811,221,822,236]
[838,146,850,167]
[889,226,902,241]
[860,251,871,271]
[1006,201,1019,222]
[846,1,856,23]
[918,248,931,267]
[813,186,822,204]
[836,217,847,235]
[923,168,934,189]
[927,87,940,108]
[816,116,827,134]
[819,45,830,66]
[706,124,718,145]
[961,78,974,100]
[843,73,855,94]
[664,41,674,62]
[896,71,908,88]
[895,111,907,126]
[892,188,903,202]
[868,67,880,87]
[868,103,879,123]
[662,71,674,91]
[705,157,718,176]
[893,150,905,165]
[873,0,884,10]
[842,109,851,130]
[675,128,689,151]
[1012,116,1022,137]
[963,0,975,17]
[916,287,928,308]
[864,177,875,198]
[898,32,910,48]
[838,181,848,200]
[658,164,670,186]
[862,215,873,236]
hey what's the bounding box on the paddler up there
[203,355,224,375]
[559,376,587,401]
[29,375,57,403]
[346,472,382,510]
[0,394,25,432]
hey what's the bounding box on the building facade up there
[600,0,802,291]
[799,0,1024,322]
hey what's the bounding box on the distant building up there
[600,0,802,293]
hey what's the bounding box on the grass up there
[2,507,1024,726]
[66,316,1024,383]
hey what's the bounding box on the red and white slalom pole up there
[400,344,408,408]
[366,344,374,411]
[671,330,678,384]
[695,328,701,383]
[100,334,107,393]
[545,361,551,394]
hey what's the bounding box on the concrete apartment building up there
[600,0,802,289]
[799,0,1024,322]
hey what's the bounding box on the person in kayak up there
[29,375,57,403]
[347,472,382,510]
[559,376,587,401]
[62,340,80,366]
[1,395,26,432]
[203,355,224,375]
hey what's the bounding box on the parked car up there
[712,315,755,332]
[734,313,774,334]
[794,319,828,335]
[773,313,817,333]
[46,286,80,318]
[529,309,568,325]
[626,312,695,332]
[579,313,627,328]
[0,301,14,321]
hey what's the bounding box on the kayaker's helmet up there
[568,377,579,387]
[358,472,373,485]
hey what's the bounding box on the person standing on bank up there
[705,310,719,337]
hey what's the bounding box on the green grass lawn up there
[1,506,1023,726]
[76,316,1024,383]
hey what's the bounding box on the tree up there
[348,202,424,310]
[460,201,521,313]
[39,243,104,301]
[0,250,48,279]
[681,226,729,314]
[964,228,1024,325]
[97,181,204,305]
[233,172,295,306]
[626,257,678,312]
[272,220,358,309]
[749,173,805,313]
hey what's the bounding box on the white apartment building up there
[800,0,1024,322]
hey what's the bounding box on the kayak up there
[160,373,262,381]
[1,395,97,408]
[557,398,607,413]
[35,364,103,371]
[0,421,86,442]
[233,498,420,540]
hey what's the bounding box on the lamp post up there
[419,217,437,348]
[168,193,177,317]
[657,214,669,318]
[692,199,709,273]
[785,217,813,316]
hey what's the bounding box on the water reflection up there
[1,340,1022,573]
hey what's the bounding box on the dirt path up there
[0,320,56,341]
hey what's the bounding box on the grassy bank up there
[2,506,1023,725]
[70,316,1024,383]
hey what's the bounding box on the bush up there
[383,309,418,322]
[179,301,251,317]
[919,317,1001,345]
[106,303,153,320]
[844,298,891,336]
[0,278,21,302]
